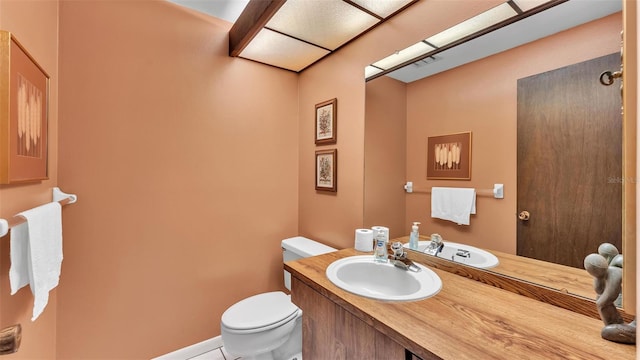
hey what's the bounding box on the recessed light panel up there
[350,0,415,18]
[425,3,517,47]
[240,28,330,72]
[372,41,435,70]
[266,0,380,50]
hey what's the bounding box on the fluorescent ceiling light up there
[372,41,436,70]
[512,0,553,12]
[365,66,384,78]
[240,28,330,72]
[426,3,517,47]
[228,0,420,72]
[265,0,379,50]
[350,0,415,18]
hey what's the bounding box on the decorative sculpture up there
[584,243,636,344]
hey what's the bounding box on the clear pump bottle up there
[374,231,388,263]
[409,222,421,250]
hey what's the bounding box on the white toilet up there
[221,236,336,360]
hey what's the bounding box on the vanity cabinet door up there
[291,276,406,359]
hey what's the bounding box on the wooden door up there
[517,53,622,269]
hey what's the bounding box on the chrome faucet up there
[424,233,444,257]
[389,242,421,272]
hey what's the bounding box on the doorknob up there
[599,31,624,100]
[599,70,622,86]
[518,211,530,221]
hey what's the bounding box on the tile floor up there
[188,346,240,360]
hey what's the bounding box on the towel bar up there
[403,182,504,199]
[0,187,77,238]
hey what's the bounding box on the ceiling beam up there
[229,0,286,57]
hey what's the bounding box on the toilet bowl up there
[221,292,302,360]
[220,237,336,360]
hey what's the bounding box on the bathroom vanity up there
[285,248,635,359]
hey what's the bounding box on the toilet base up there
[225,316,302,360]
[285,352,302,360]
[271,317,301,359]
[239,350,301,360]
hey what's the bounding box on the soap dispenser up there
[409,222,421,250]
[374,231,388,263]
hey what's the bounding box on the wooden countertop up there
[489,248,596,299]
[285,248,636,360]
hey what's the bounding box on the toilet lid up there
[221,291,299,331]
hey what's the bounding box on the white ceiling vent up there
[412,55,442,68]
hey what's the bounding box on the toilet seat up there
[221,291,299,333]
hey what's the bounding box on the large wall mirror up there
[364,0,636,314]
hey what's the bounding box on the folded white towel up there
[9,202,63,321]
[431,187,476,225]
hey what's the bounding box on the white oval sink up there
[405,241,499,269]
[325,255,442,301]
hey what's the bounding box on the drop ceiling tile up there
[266,0,380,50]
[240,28,330,72]
[365,65,384,78]
[350,0,415,18]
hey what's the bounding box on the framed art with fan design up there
[427,131,471,180]
[0,31,49,184]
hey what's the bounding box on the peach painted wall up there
[0,1,634,359]
[298,0,504,249]
[404,14,622,254]
[364,76,407,239]
[0,0,59,358]
[56,1,298,358]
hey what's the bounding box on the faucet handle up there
[430,233,443,243]
[390,242,405,258]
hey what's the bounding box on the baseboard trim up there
[152,336,223,359]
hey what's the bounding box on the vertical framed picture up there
[315,149,337,192]
[427,131,472,180]
[0,31,49,184]
[315,98,337,145]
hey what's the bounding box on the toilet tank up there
[282,236,336,290]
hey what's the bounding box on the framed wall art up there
[0,31,49,184]
[315,149,337,192]
[427,131,472,180]
[315,98,337,145]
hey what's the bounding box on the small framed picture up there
[427,131,472,180]
[315,149,337,192]
[315,98,337,145]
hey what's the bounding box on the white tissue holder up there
[0,187,77,237]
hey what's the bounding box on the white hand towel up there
[9,202,63,321]
[431,187,476,225]
[9,222,30,295]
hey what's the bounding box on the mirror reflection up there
[364,0,625,303]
